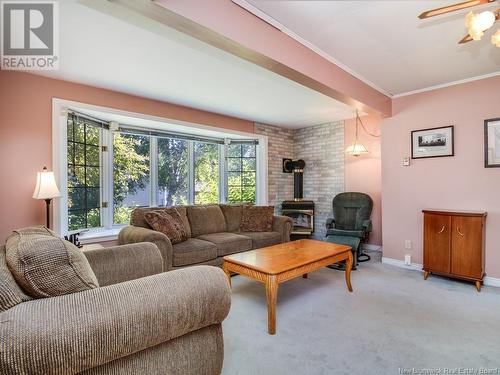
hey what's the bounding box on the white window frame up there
[52,98,268,243]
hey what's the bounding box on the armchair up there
[0,243,231,374]
[325,192,374,267]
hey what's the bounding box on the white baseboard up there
[484,276,500,288]
[381,257,423,272]
[381,256,500,288]
[362,244,382,252]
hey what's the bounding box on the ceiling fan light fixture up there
[466,10,496,40]
[492,30,500,47]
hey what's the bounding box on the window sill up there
[79,227,124,244]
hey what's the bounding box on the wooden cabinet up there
[423,210,486,291]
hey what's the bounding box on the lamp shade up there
[345,141,369,157]
[33,167,61,200]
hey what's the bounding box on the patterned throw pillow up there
[158,207,191,241]
[145,210,188,244]
[240,206,274,232]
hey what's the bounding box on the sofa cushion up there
[197,232,253,257]
[220,204,246,232]
[5,227,99,298]
[144,210,188,244]
[240,231,282,249]
[0,246,32,312]
[172,238,217,267]
[240,206,274,232]
[131,206,191,238]
[187,205,226,237]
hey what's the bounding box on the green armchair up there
[326,192,374,267]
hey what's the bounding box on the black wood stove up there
[281,159,314,236]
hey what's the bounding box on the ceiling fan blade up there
[458,34,473,43]
[418,0,496,19]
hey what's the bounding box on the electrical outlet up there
[403,157,410,166]
[405,254,411,266]
[405,240,412,249]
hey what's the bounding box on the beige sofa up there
[119,204,293,271]
[0,241,231,374]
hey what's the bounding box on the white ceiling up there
[245,0,500,96]
[32,0,358,128]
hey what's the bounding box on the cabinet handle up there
[457,227,464,237]
[437,225,445,234]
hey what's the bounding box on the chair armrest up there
[119,225,174,271]
[362,219,373,233]
[326,218,335,230]
[0,266,231,374]
[84,242,163,286]
[272,215,293,242]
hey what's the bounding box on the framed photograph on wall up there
[484,118,500,168]
[411,125,454,159]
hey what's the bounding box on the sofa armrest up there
[273,215,293,242]
[0,266,231,374]
[119,225,174,271]
[84,242,163,286]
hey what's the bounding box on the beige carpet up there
[222,253,500,375]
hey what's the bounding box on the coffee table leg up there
[345,251,353,292]
[222,262,232,288]
[265,275,278,335]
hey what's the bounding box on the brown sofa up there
[0,240,231,374]
[119,204,293,271]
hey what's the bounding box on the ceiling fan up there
[418,0,500,47]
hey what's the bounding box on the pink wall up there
[0,71,254,243]
[381,76,500,278]
[345,114,383,246]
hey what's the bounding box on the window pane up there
[228,158,241,172]
[68,211,86,231]
[67,116,102,232]
[242,144,256,157]
[241,185,256,203]
[113,133,151,225]
[228,144,241,157]
[157,138,188,207]
[86,145,100,166]
[226,144,256,204]
[86,126,100,145]
[194,142,219,204]
[242,158,256,171]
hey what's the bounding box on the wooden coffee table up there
[222,239,353,335]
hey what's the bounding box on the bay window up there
[61,110,260,236]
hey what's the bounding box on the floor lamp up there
[33,167,61,229]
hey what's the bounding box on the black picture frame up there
[484,118,500,168]
[411,125,454,159]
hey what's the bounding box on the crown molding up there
[232,0,500,101]
[392,71,500,98]
[231,0,394,98]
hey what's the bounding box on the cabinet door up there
[451,216,483,279]
[424,214,451,273]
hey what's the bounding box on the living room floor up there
[222,251,500,375]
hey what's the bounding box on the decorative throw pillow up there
[144,210,188,244]
[240,206,274,232]
[0,246,32,312]
[158,207,191,238]
[5,227,99,299]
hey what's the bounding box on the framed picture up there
[484,118,500,168]
[411,125,454,159]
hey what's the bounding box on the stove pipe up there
[292,159,305,201]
